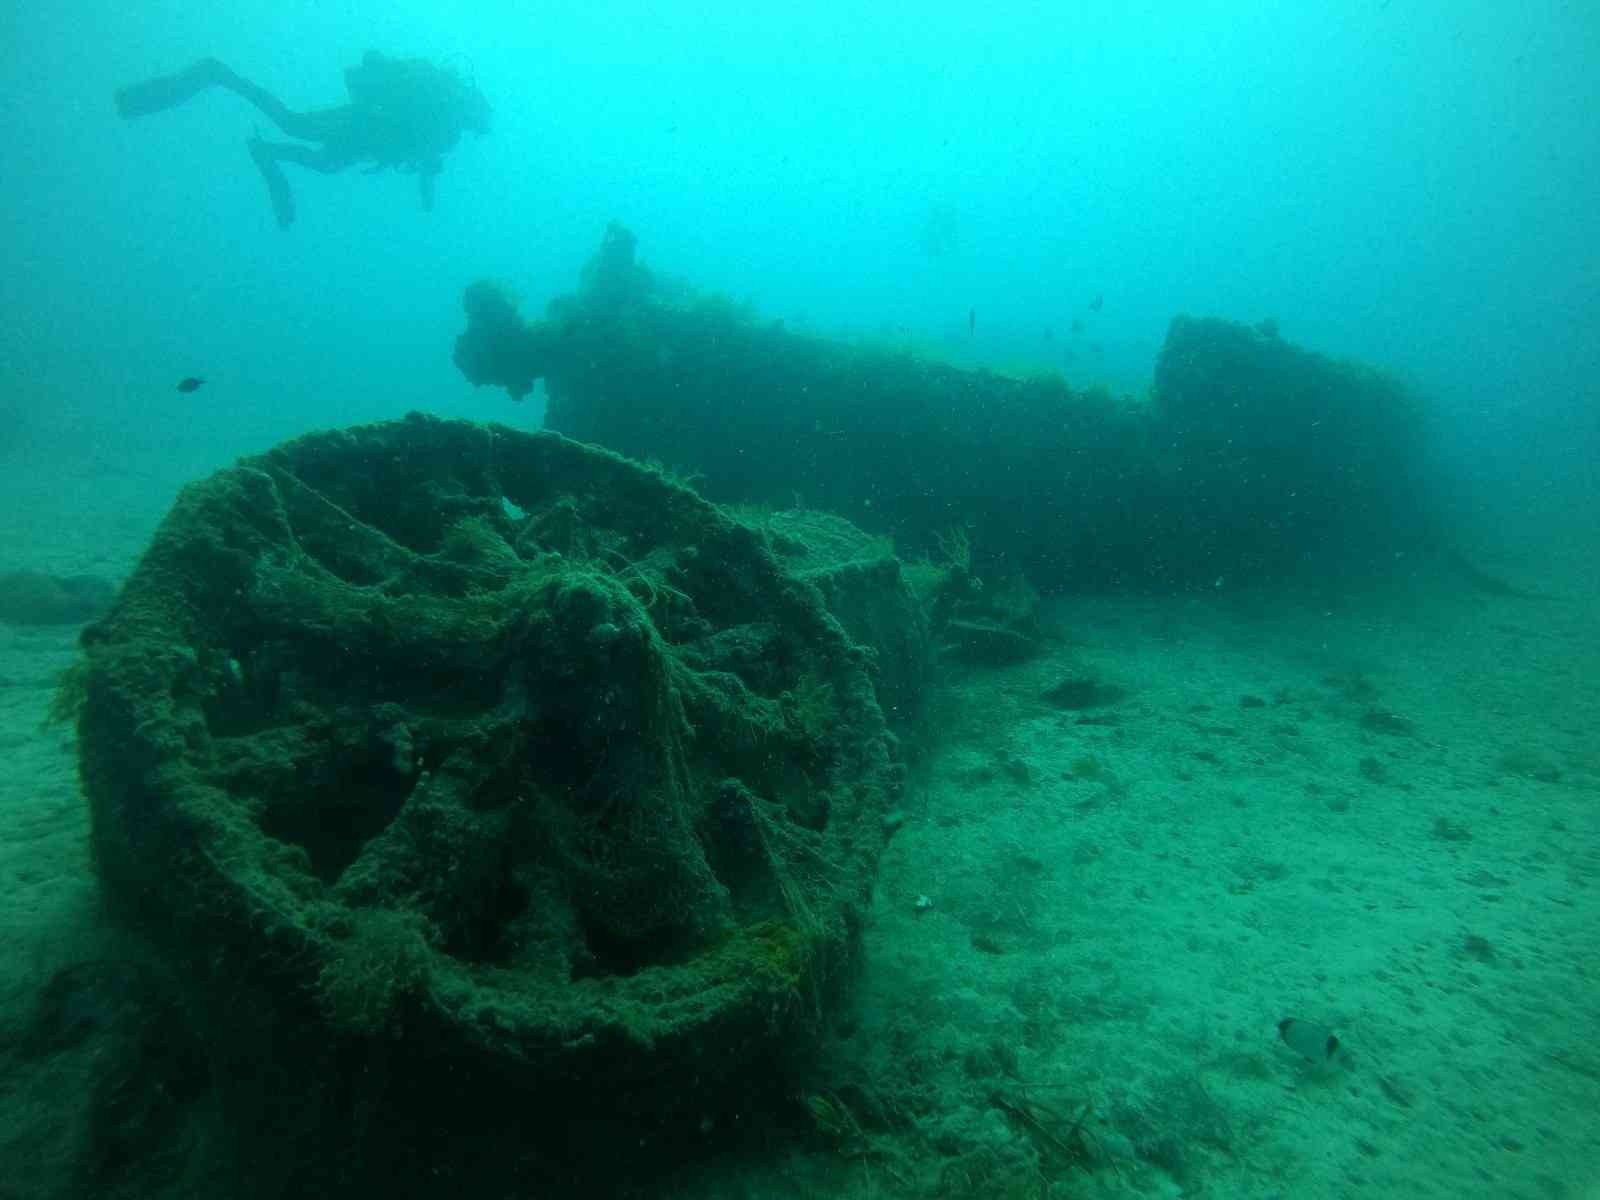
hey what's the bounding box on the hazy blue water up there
[1,7,1597,1196]
[2,1,1595,541]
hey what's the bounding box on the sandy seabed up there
[2,454,1596,1200]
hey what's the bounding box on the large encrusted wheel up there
[75,413,898,1178]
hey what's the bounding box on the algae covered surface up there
[69,412,913,1191]
[5,230,1595,1200]
[1,404,1595,1200]
[458,226,1434,594]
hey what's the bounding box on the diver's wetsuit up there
[114,55,487,229]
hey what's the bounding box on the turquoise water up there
[1,4,1596,1197]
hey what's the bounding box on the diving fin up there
[248,138,295,230]
[114,58,233,119]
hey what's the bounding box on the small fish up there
[1278,1017,1340,1060]
[1070,318,1083,335]
[968,308,975,336]
[1088,293,1103,312]
[176,377,206,393]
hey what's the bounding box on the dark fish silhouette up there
[176,377,205,393]
[968,308,975,336]
[1088,293,1103,312]
[1278,1017,1340,1060]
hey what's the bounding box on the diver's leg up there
[114,57,236,118]
[247,138,298,230]
[258,142,357,175]
[247,139,357,229]
[213,75,331,141]
[116,57,332,142]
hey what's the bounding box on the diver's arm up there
[418,156,442,212]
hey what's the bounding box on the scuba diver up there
[114,51,491,230]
